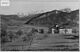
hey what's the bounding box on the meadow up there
[1,25,79,51]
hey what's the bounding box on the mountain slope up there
[0,14,31,26]
[25,9,79,27]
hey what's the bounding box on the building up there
[50,24,72,34]
[52,29,55,34]
[65,29,72,34]
[52,28,72,34]
[59,29,65,34]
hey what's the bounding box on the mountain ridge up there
[25,9,79,27]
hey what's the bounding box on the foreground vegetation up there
[1,25,79,51]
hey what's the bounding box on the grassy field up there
[1,25,79,51]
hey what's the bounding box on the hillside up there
[0,14,30,26]
[0,13,44,26]
[25,9,79,27]
[0,9,79,27]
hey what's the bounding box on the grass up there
[1,33,79,51]
[1,25,79,51]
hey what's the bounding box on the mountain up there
[0,9,79,27]
[25,9,79,27]
[0,14,28,26]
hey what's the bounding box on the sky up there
[0,0,79,15]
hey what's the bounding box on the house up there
[59,28,72,34]
[52,29,55,34]
[59,29,65,34]
[65,29,72,34]
[52,28,72,34]
[50,24,72,34]
[38,29,44,33]
[50,24,60,34]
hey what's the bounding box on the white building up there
[59,29,65,34]
[52,28,72,34]
[52,29,55,34]
[66,29,72,34]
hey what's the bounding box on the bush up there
[1,29,7,37]
[7,31,15,41]
[22,36,32,42]
[36,34,48,40]
[1,28,8,43]
[72,29,77,33]
[16,30,23,36]
[1,37,8,43]
[22,28,36,44]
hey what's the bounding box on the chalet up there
[59,29,65,34]
[50,24,60,34]
[52,28,72,34]
[52,29,55,34]
[50,24,72,34]
[65,29,72,34]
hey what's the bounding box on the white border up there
[0,0,10,6]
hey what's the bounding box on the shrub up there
[7,31,13,41]
[1,37,8,43]
[22,28,36,45]
[1,29,7,37]
[16,30,23,36]
[36,34,48,40]
[72,29,77,33]
[1,28,8,43]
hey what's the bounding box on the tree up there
[1,29,7,37]
[1,29,8,43]
[7,31,14,41]
[16,30,23,36]
[1,23,7,37]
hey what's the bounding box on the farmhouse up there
[50,24,72,34]
[49,24,60,34]
[65,29,72,34]
[59,29,65,34]
[52,28,72,34]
